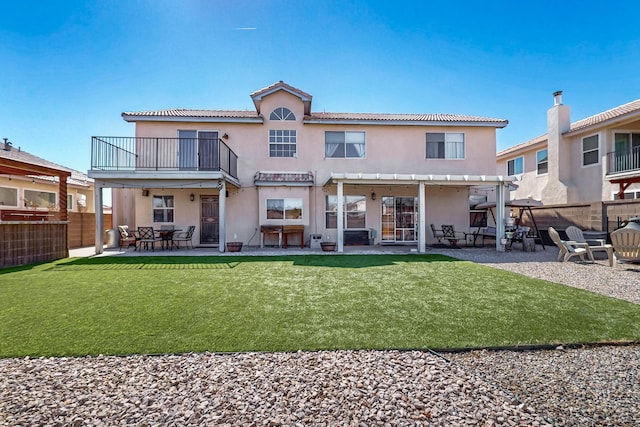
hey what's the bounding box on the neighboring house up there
[89,81,516,253]
[0,140,95,217]
[497,91,640,204]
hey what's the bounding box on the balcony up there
[90,136,238,179]
[607,147,640,175]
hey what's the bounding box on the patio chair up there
[441,224,468,247]
[548,226,594,263]
[610,227,640,263]
[565,225,614,267]
[117,225,138,250]
[137,226,162,251]
[430,224,445,244]
[173,225,196,249]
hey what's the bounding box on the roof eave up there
[122,115,263,124]
[304,119,508,128]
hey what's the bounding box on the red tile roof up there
[306,112,508,126]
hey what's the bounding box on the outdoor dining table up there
[157,229,181,250]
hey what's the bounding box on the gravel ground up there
[1,245,638,425]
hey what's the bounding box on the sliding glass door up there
[381,196,418,242]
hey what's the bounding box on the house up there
[497,91,640,204]
[0,140,96,218]
[1,139,99,266]
[89,81,516,253]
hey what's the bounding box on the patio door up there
[200,196,219,244]
[381,196,418,242]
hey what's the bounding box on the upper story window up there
[426,133,465,159]
[153,195,174,222]
[582,135,599,166]
[269,130,297,158]
[507,156,523,175]
[536,149,548,175]
[270,107,295,121]
[325,131,366,158]
[0,186,18,207]
[267,198,302,220]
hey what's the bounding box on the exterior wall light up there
[371,191,376,200]
[190,193,195,202]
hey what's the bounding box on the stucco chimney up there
[543,90,572,203]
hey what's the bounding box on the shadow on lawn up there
[44,254,462,271]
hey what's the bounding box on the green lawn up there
[1,254,638,358]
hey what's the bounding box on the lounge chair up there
[610,227,640,263]
[548,226,594,263]
[117,225,138,250]
[173,225,196,249]
[565,226,614,267]
[137,226,162,251]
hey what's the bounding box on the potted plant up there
[320,240,336,252]
[226,241,243,252]
[226,233,243,252]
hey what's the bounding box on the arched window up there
[270,107,296,121]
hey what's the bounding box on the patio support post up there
[219,180,226,252]
[495,183,505,252]
[418,181,426,253]
[59,175,68,222]
[94,185,104,254]
[337,181,344,253]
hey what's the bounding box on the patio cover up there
[325,172,518,253]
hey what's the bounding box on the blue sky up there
[2,0,640,174]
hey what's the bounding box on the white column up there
[418,181,426,253]
[337,181,344,253]
[495,183,505,252]
[94,185,104,254]
[219,181,226,252]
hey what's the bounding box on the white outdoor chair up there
[548,226,594,263]
[610,227,640,263]
[565,226,614,267]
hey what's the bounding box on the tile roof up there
[305,112,508,126]
[254,171,314,185]
[498,98,640,158]
[497,134,547,158]
[122,109,261,120]
[122,109,507,126]
[567,99,640,133]
[250,81,312,101]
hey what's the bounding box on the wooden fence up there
[0,222,68,268]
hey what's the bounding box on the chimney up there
[543,90,572,203]
[553,90,563,106]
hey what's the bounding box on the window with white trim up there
[270,107,295,121]
[269,130,297,157]
[582,135,599,166]
[325,195,366,228]
[0,186,18,207]
[426,132,465,159]
[267,198,302,220]
[153,195,174,222]
[536,149,548,175]
[325,131,366,158]
[24,189,56,209]
[507,156,523,175]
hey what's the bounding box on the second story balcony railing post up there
[607,147,640,175]
[91,136,238,179]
